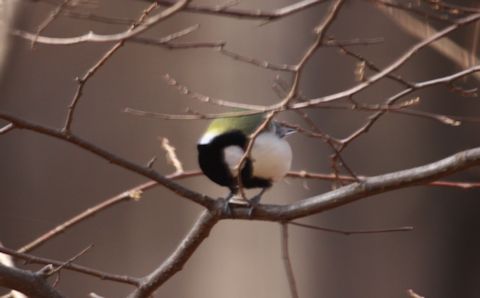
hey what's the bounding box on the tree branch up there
[0,246,140,287]
[0,112,216,210]
[290,11,480,109]
[11,0,191,45]
[280,223,299,298]
[229,146,480,220]
[149,0,328,20]
[128,209,219,298]
[0,264,64,298]
[18,171,199,254]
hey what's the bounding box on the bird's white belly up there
[223,132,292,181]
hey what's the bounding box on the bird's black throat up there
[197,130,272,194]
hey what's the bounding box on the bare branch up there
[18,171,200,254]
[235,111,276,199]
[0,264,64,298]
[280,223,299,298]
[162,73,267,110]
[62,11,134,25]
[0,123,14,135]
[289,221,413,235]
[0,246,140,287]
[0,112,217,209]
[124,107,265,120]
[279,0,346,107]
[218,47,295,72]
[406,289,425,298]
[11,0,191,45]
[160,137,183,174]
[290,12,480,109]
[150,0,328,20]
[339,64,480,144]
[128,210,219,298]
[32,0,72,48]
[373,0,480,81]
[63,2,159,132]
[286,171,480,189]
[227,146,480,220]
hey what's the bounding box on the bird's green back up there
[205,113,267,136]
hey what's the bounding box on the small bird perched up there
[197,113,294,210]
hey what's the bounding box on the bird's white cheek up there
[223,145,245,176]
[251,133,292,181]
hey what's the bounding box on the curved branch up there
[18,171,200,254]
[128,209,219,298]
[11,0,191,45]
[0,265,64,298]
[0,112,216,210]
[230,146,480,220]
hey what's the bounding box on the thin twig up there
[340,64,480,144]
[162,73,267,110]
[45,244,93,276]
[290,12,480,109]
[160,137,183,174]
[0,123,14,135]
[32,0,72,48]
[279,0,346,107]
[406,289,425,298]
[12,0,192,45]
[235,112,275,199]
[218,47,295,72]
[289,221,413,235]
[62,2,160,132]
[18,171,199,254]
[286,170,480,189]
[150,0,328,20]
[0,246,140,286]
[280,223,299,298]
[373,0,480,82]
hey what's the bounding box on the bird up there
[197,113,295,211]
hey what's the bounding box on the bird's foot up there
[246,192,264,217]
[221,194,248,217]
[221,189,266,218]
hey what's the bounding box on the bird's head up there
[198,113,295,145]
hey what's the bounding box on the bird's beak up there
[280,126,297,138]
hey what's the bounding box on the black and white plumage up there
[197,114,294,202]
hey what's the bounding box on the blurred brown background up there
[1,0,480,297]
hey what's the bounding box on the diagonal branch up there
[290,12,480,109]
[128,209,220,298]
[0,112,216,210]
[63,1,160,132]
[0,246,140,287]
[0,264,64,298]
[228,146,480,220]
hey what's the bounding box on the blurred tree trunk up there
[0,0,17,81]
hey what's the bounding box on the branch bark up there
[0,112,217,210]
[0,265,64,298]
[229,147,480,220]
[128,210,219,298]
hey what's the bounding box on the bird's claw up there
[221,191,265,218]
[246,195,262,217]
[221,195,248,217]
